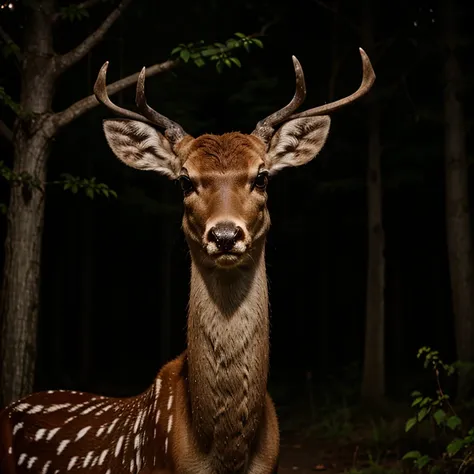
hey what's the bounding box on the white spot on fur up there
[83,451,93,468]
[44,403,71,413]
[133,411,142,433]
[8,447,12,454]
[34,428,47,441]
[67,456,77,470]
[155,409,161,424]
[41,460,52,474]
[57,439,70,455]
[115,435,124,457]
[75,426,91,441]
[167,395,173,410]
[155,378,162,397]
[92,455,99,467]
[107,417,119,434]
[27,405,44,414]
[165,438,168,453]
[96,424,106,436]
[134,434,140,448]
[167,414,173,433]
[46,427,60,440]
[27,456,38,469]
[18,453,27,465]
[14,403,30,412]
[13,422,23,435]
[130,458,134,472]
[64,416,75,424]
[98,449,108,465]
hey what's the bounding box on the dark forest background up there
[1,0,474,470]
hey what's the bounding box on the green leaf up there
[193,57,205,68]
[170,46,182,55]
[433,409,446,425]
[405,417,417,432]
[102,189,109,197]
[110,190,118,199]
[417,406,430,422]
[180,49,190,63]
[71,184,78,194]
[420,397,432,407]
[447,415,462,430]
[415,455,431,469]
[216,61,224,74]
[402,450,421,460]
[86,188,94,199]
[230,57,241,67]
[224,58,232,68]
[446,438,465,456]
[411,397,423,407]
[234,32,247,39]
[411,390,422,397]
[251,38,264,48]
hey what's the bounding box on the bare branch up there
[0,25,21,61]
[0,120,13,143]
[52,0,105,23]
[51,59,179,131]
[56,0,133,73]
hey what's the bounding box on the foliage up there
[0,162,117,206]
[58,4,90,22]
[402,347,474,473]
[170,32,263,73]
[0,86,22,116]
[55,174,118,200]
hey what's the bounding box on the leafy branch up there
[52,174,118,199]
[402,347,474,473]
[170,33,264,73]
[0,162,117,202]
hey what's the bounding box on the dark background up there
[0,0,469,415]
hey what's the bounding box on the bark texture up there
[441,0,474,399]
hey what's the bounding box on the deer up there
[0,48,375,474]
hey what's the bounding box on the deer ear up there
[102,119,181,179]
[266,116,331,174]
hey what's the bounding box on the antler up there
[252,56,307,143]
[135,67,187,143]
[252,48,376,143]
[93,62,187,143]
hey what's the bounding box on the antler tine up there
[252,56,307,142]
[93,62,153,124]
[288,48,376,120]
[136,67,187,143]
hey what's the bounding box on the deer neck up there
[186,243,270,470]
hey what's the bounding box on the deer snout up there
[207,222,244,253]
[207,221,245,252]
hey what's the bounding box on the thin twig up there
[0,120,13,143]
[0,24,21,61]
[56,0,133,73]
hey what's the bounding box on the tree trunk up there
[0,133,50,406]
[441,0,474,399]
[0,0,56,406]
[360,0,385,402]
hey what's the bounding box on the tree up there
[441,0,474,399]
[360,0,385,402]
[0,0,261,406]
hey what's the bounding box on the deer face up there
[101,117,331,268]
[96,50,374,268]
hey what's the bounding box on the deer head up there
[95,48,375,269]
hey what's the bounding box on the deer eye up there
[252,170,269,191]
[178,175,194,195]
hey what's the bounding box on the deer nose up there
[208,222,244,252]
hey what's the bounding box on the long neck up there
[186,245,270,472]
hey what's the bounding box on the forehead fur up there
[179,132,266,173]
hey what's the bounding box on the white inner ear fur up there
[266,116,331,175]
[102,119,181,179]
